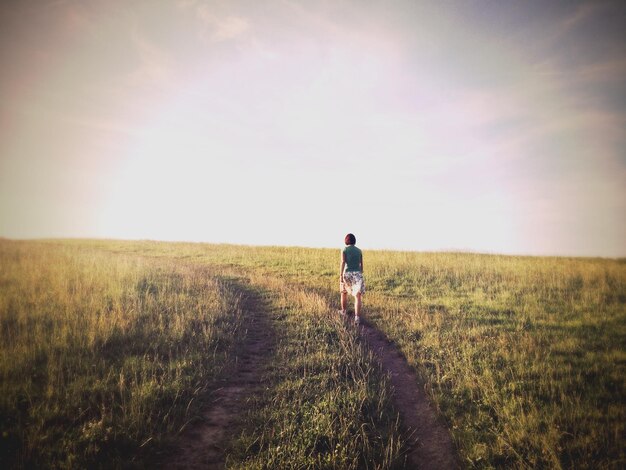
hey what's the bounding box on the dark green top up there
[342,245,362,272]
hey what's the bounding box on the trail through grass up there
[0,241,405,468]
[89,239,625,469]
[158,279,275,469]
[225,274,403,468]
[2,239,624,468]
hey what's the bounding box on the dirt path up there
[160,280,274,469]
[156,272,457,469]
[359,320,461,469]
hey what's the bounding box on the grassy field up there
[0,240,402,468]
[1,239,625,468]
[0,240,249,467]
[225,270,402,468]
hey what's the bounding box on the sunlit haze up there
[1,1,625,257]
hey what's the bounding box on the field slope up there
[1,239,625,469]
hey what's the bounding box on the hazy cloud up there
[557,1,604,36]
[128,29,174,86]
[176,0,250,43]
[1,0,625,256]
[196,5,249,42]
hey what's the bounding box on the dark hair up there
[344,233,356,245]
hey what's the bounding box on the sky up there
[1,0,625,257]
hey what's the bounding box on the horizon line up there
[2,236,624,261]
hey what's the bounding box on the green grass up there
[1,239,625,468]
[363,253,626,468]
[0,240,403,468]
[0,240,246,467]
[90,240,625,468]
[226,273,402,468]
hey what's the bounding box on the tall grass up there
[91,240,625,468]
[0,241,245,468]
[363,253,626,468]
[227,273,403,469]
[2,239,624,468]
[1,240,404,468]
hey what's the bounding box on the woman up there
[339,233,365,324]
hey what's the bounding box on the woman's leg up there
[355,292,362,317]
[341,291,348,313]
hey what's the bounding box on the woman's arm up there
[340,252,346,279]
[360,252,364,272]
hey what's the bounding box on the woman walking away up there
[339,233,365,324]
